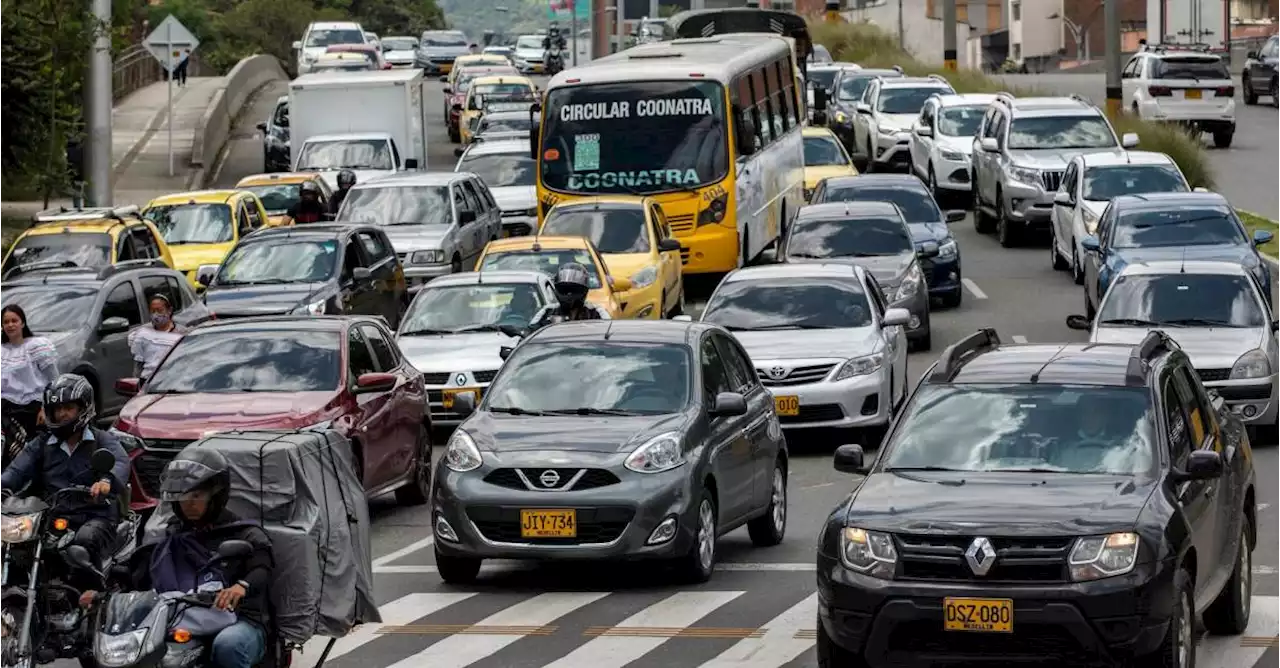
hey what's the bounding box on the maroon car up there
[112,315,431,513]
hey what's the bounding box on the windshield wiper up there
[453,324,518,334]
[399,328,454,336]
[984,467,1083,474]
[884,466,966,472]
[1098,317,1165,327]
[488,405,545,416]
[544,407,643,416]
[1162,318,1241,328]
[165,240,216,246]
[384,220,425,226]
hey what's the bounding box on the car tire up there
[1050,224,1069,271]
[1071,241,1085,285]
[996,189,1019,248]
[910,330,932,353]
[747,461,787,547]
[1205,522,1253,635]
[1243,74,1258,105]
[1136,567,1195,668]
[449,126,461,143]
[1213,130,1234,148]
[817,616,869,668]
[940,288,962,308]
[1085,285,1097,320]
[435,548,482,584]
[451,255,462,274]
[676,490,718,583]
[927,164,941,200]
[667,287,686,318]
[972,176,995,234]
[1271,77,1279,107]
[394,424,432,506]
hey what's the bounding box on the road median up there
[190,55,288,188]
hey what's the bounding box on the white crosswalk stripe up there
[298,592,476,661]
[698,593,818,667]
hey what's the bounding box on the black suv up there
[816,328,1256,667]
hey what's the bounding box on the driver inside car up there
[1,374,129,579]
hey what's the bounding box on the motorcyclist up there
[286,180,327,224]
[0,374,129,571]
[329,169,357,215]
[543,25,567,66]
[528,262,610,331]
[80,447,274,668]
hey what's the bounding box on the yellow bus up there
[533,35,805,274]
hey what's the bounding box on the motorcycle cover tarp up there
[142,429,380,644]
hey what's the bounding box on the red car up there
[444,65,518,142]
[113,315,431,513]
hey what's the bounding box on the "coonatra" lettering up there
[561,98,714,122]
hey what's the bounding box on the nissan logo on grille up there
[539,470,560,488]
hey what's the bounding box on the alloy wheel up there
[697,499,716,572]
[770,468,786,533]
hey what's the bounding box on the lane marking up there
[1197,595,1278,668]
[1011,335,1028,343]
[1257,503,1272,512]
[295,592,475,661]
[961,278,987,299]
[698,593,819,667]
[372,536,435,567]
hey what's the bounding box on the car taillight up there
[1148,85,1173,97]
[1216,86,1234,97]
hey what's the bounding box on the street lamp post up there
[1048,11,1088,60]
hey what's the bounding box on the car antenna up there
[1028,344,1070,384]
[1179,246,1186,274]
[603,319,614,340]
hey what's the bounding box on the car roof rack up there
[928,328,1001,383]
[993,91,1017,106]
[1141,40,1216,54]
[2,260,90,281]
[32,204,141,225]
[1069,93,1096,107]
[926,73,949,82]
[1125,330,1178,385]
[98,258,170,279]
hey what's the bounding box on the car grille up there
[778,404,844,424]
[134,448,186,498]
[1040,170,1065,192]
[467,506,633,545]
[885,620,1086,661]
[473,369,498,383]
[396,252,408,264]
[756,363,836,387]
[1198,368,1231,382]
[483,468,621,491]
[895,534,1073,583]
[429,56,457,64]
[422,370,498,384]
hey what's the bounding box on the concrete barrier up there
[190,54,288,175]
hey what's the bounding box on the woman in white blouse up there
[2,304,60,435]
[128,294,187,379]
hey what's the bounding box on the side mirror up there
[1080,235,1101,252]
[256,122,268,132]
[452,391,477,416]
[609,276,633,293]
[498,345,514,361]
[813,87,830,111]
[196,265,217,286]
[404,158,419,170]
[497,324,526,338]
[1252,229,1274,247]
[354,371,396,394]
[980,137,1000,153]
[833,443,866,474]
[352,266,373,283]
[917,242,940,259]
[1172,449,1224,483]
[944,210,965,223]
[65,545,100,576]
[1121,132,1140,148]
[657,238,683,252]
[736,118,758,156]
[292,40,302,50]
[115,378,141,397]
[913,123,933,137]
[1054,191,1075,207]
[215,539,254,561]
[439,75,449,83]
[442,87,452,94]
[90,449,117,475]
[881,307,910,327]
[1065,314,1092,331]
[855,102,872,114]
[98,316,130,335]
[454,146,465,157]
[459,210,477,224]
[1247,50,1259,60]
[710,391,748,417]
[672,314,693,322]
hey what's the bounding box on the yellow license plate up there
[943,597,1013,633]
[442,387,480,409]
[774,395,800,416]
[1185,89,1203,99]
[520,509,576,538]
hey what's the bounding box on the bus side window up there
[736,76,762,155]
[750,67,774,146]
[775,60,796,131]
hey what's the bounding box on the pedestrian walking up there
[174,48,190,87]
[1,305,60,436]
[128,294,187,379]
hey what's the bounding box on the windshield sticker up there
[573,134,601,172]
[560,98,714,122]
[567,169,700,190]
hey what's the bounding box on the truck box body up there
[1148,0,1230,53]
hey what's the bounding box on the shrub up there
[807,20,1216,189]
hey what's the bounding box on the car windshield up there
[458,152,535,187]
[937,105,985,136]
[338,186,452,225]
[807,69,840,90]
[240,183,304,214]
[878,87,950,114]
[837,74,884,101]
[540,80,729,195]
[3,232,111,274]
[803,135,849,167]
[703,277,873,330]
[1099,273,1267,328]
[401,283,544,333]
[788,216,913,258]
[1112,205,1245,249]
[882,385,1156,475]
[1152,57,1230,80]
[215,240,337,285]
[146,204,234,244]
[424,33,468,47]
[470,83,536,108]
[306,29,365,47]
[382,38,418,51]
[516,36,542,49]
[146,329,341,393]
[479,250,603,288]
[295,139,393,171]
[541,206,650,253]
[1008,116,1117,150]
[822,185,940,224]
[1,285,97,331]
[486,342,691,414]
[479,115,533,135]
[1083,165,1187,201]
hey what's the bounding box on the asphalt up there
[65,71,1278,668]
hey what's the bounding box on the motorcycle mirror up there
[65,544,101,576]
[216,539,254,561]
[90,449,116,475]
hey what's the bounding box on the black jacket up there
[329,189,349,215]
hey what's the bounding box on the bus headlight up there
[697,192,728,226]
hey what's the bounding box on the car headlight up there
[1231,349,1271,380]
[1069,532,1139,581]
[444,430,483,472]
[894,265,922,302]
[940,149,966,162]
[840,527,897,579]
[1008,165,1041,186]
[1,512,41,543]
[96,628,148,667]
[629,265,658,289]
[624,432,685,474]
[1083,208,1101,235]
[936,239,958,260]
[834,111,848,124]
[293,299,326,315]
[303,54,317,64]
[834,353,884,381]
[412,249,446,264]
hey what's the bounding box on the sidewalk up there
[2,76,223,219]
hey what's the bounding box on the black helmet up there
[42,374,95,440]
[160,446,231,525]
[553,262,591,309]
[337,169,357,189]
[300,180,321,197]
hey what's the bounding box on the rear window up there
[145,329,341,393]
[1152,57,1230,80]
[4,232,113,274]
[1113,205,1246,249]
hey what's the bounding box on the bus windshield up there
[540,80,729,195]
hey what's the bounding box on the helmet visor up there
[159,459,224,501]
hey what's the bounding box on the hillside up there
[440,0,548,44]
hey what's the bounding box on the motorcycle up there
[3,412,32,470]
[545,46,564,75]
[1,449,138,668]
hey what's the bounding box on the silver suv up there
[850,75,954,172]
[970,94,1139,247]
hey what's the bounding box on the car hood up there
[488,185,536,213]
[379,225,451,253]
[315,169,395,191]
[168,243,235,273]
[384,49,416,62]
[877,114,917,133]
[465,413,688,453]
[908,222,951,246]
[1007,147,1125,170]
[397,331,515,372]
[804,165,857,190]
[477,131,530,144]
[935,134,974,156]
[420,46,470,58]
[203,282,329,317]
[850,471,1156,535]
[125,391,340,440]
[1114,244,1258,270]
[789,252,913,287]
[731,327,882,361]
[1080,199,1109,218]
[600,252,653,283]
[1092,325,1265,370]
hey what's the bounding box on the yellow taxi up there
[459,75,538,144]
[2,206,174,278]
[802,126,858,201]
[539,197,685,319]
[444,54,512,86]
[141,190,274,288]
[475,236,632,318]
[444,65,519,140]
[234,172,333,226]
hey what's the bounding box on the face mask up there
[151,313,171,327]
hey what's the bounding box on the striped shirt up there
[128,324,187,377]
[1,337,60,404]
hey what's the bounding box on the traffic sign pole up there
[144,15,200,179]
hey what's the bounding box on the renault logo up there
[965,537,996,576]
[539,470,560,488]
[768,366,788,380]
[455,374,467,386]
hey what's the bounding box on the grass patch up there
[2,216,29,255]
[1238,210,1278,258]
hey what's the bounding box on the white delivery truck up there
[289,69,428,190]
[1146,0,1230,53]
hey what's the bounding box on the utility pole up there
[1104,0,1121,116]
[942,0,957,71]
[85,0,114,206]
[615,2,625,53]
[897,0,905,49]
[570,0,579,66]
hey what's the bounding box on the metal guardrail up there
[112,43,208,102]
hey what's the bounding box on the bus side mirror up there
[528,103,542,161]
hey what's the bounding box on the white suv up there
[850,75,954,172]
[1120,46,1236,147]
[908,93,995,197]
[293,21,370,75]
